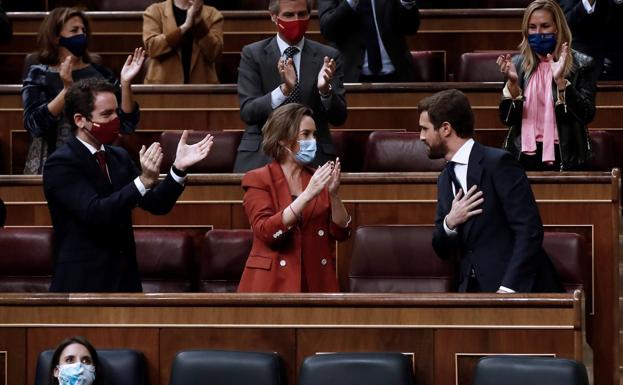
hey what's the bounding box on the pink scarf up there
[521,60,559,164]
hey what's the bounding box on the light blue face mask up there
[295,139,316,164]
[57,363,96,385]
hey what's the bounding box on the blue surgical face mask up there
[294,139,316,165]
[57,362,96,385]
[59,33,88,57]
[528,33,557,55]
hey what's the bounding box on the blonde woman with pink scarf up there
[498,0,596,171]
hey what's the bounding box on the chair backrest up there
[456,51,519,82]
[349,225,455,292]
[135,229,196,292]
[160,131,243,173]
[34,349,146,385]
[197,229,252,292]
[472,356,589,385]
[363,131,446,172]
[330,130,373,172]
[543,232,591,306]
[585,130,615,171]
[169,350,286,385]
[0,228,53,292]
[410,51,446,82]
[299,352,415,385]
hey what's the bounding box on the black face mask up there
[59,33,88,57]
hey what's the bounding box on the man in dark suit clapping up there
[43,78,213,292]
[234,0,347,173]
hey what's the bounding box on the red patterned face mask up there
[277,17,309,44]
[88,116,120,145]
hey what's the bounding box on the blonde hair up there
[518,0,573,78]
[262,103,314,163]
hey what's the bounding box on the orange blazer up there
[142,0,224,84]
[237,162,351,293]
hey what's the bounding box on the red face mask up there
[88,116,120,145]
[277,17,309,44]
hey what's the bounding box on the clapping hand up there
[172,130,214,172]
[278,57,297,95]
[59,55,76,89]
[139,142,163,189]
[548,42,568,88]
[317,56,335,95]
[327,158,341,197]
[302,161,333,200]
[496,54,518,85]
[120,47,146,85]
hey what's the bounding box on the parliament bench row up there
[8,129,618,175]
[2,0,534,12]
[0,225,590,297]
[1,50,509,85]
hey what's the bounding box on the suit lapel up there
[462,142,484,239]
[164,0,181,60]
[268,162,293,213]
[299,41,321,105]
[67,137,113,194]
[265,38,283,90]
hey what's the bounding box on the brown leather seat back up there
[543,232,591,304]
[0,228,53,292]
[585,130,615,171]
[330,130,372,172]
[198,229,253,292]
[410,51,446,82]
[135,230,196,292]
[363,131,446,172]
[349,225,455,292]
[160,131,243,173]
[456,51,519,82]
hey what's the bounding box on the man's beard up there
[426,141,448,160]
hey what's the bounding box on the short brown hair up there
[417,89,474,138]
[65,78,116,130]
[36,7,95,65]
[268,0,312,14]
[262,103,314,162]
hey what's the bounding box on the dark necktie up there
[446,161,463,195]
[95,150,110,181]
[283,46,301,104]
[358,0,382,74]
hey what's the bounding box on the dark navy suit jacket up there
[432,141,562,293]
[43,136,184,292]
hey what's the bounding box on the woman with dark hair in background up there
[21,7,145,174]
[497,0,596,171]
[50,336,102,385]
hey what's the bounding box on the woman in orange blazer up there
[142,0,223,84]
[238,103,351,293]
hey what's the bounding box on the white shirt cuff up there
[347,0,359,9]
[401,0,416,9]
[170,167,186,185]
[582,0,596,13]
[271,86,287,109]
[443,215,458,236]
[133,177,149,196]
[498,286,516,293]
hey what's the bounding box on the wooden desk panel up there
[0,293,582,385]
